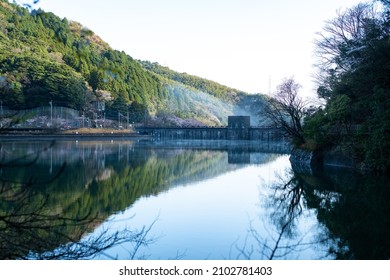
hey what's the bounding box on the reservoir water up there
[0,140,389,260]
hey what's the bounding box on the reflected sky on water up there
[1,140,389,260]
[90,152,327,260]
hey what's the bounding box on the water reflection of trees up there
[0,141,248,259]
[237,169,326,260]
[239,165,390,260]
[302,169,390,259]
[261,171,307,259]
[0,143,158,259]
[0,140,293,259]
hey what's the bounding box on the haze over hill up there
[0,0,269,127]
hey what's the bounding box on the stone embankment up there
[290,146,358,174]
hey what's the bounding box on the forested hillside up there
[302,1,390,172]
[0,0,268,126]
[0,0,164,116]
[139,60,246,102]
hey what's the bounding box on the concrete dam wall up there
[136,116,285,141]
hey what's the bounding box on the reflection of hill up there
[0,140,283,258]
[293,167,390,259]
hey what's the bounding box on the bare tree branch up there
[313,2,382,88]
[264,77,307,145]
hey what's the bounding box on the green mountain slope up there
[0,0,268,126]
[139,60,271,126]
[0,0,164,114]
[139,60,246,102]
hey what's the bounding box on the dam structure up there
[136,116,285,141]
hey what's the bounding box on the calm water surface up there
[1,140,389,259]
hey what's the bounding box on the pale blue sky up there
[32,0,363,97]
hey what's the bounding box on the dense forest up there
[301,1,390,172]
[0,0,164,113]
[265,1,390,173]
[0,0,267,126]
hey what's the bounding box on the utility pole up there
[268,75,272,95]
[127,108,129,130]
[49,100,53,127]
[0,100,3,128]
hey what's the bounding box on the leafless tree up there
[315,4,373,66]
[264,77,307,145]
[313,2,382,90]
